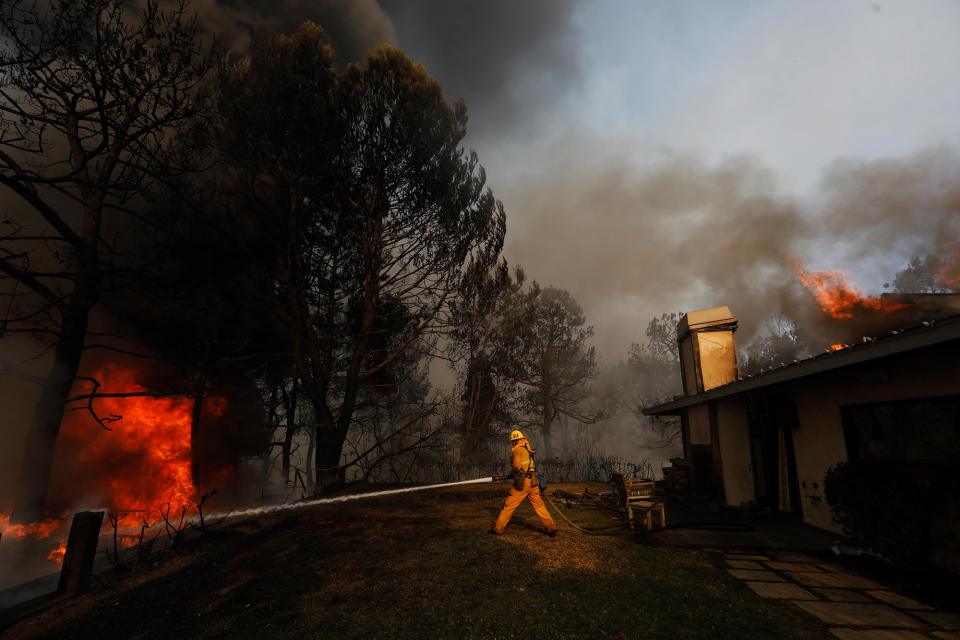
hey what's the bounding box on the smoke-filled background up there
[3,0,960,518]
[2,0,957,597]
[149,0,960,487]
[181,0,960,359]
[5,0,960,501]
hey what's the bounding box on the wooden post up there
[57,510,105,595]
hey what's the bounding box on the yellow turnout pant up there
[492,478,557,534]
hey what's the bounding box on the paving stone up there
[764,561,822,572]
[791,601,924,628]
[745,581,818,600]
[788,571,884,590]
[771,551,821,563]
[728,569,786,581]
[727,560,765,570]
[813,588,877,603]
[866,590,933,610]
[818,563,849,573]
[914,611,960,630]
[725,554,771,561]
[931,632,960,640]
[828,629,934,640]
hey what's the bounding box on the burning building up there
[0,357,269,591]
[644,303,960,534]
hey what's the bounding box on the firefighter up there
[489,429,557,536]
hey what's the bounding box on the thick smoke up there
[502,136,960,360]
[819,147,960,262]
[180,0,580,143]
[379,0,580,142]
[174,0,960,360]
[185,0,396,59]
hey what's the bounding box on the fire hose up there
[488,477,627,534]
[207,477,644,536]
[202,477,752,536]
[545,494,627,535]
[139,475,753,535]
[544,488,756,535]
[203,476,626,535]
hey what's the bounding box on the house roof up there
[643,312,960,416]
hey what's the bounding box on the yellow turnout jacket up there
[511,442,537,490]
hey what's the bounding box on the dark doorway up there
[747,393,802,515]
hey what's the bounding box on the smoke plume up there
[178,0,580,143]
[142,1,959,358]
[379,0,581,142]
[185,0,395,59]
[502,136,960,359]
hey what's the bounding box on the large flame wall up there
[48,362,200,514]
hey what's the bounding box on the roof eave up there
[643,314,960,416]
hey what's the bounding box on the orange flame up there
[830,343,845,351]
[0,514,65,541]
[53,362,201,513]
[788,255,912,319]
[938,246,960,290]
[47,541,67,563]
[0,513,68,568]
[2,362,232,569]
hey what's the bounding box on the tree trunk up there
[305,424,316,492]
[12,195,100,524]
[11,297,93,523]
[281,424,294,487]
[281,380,299,487]
[314,425,347,492]
[542,380,553,461]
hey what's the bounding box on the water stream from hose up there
[205,476,498,522]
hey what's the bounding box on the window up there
[841,395,960,465]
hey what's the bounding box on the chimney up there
[677,306,738,395]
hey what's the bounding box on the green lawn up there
[6,483,832,639]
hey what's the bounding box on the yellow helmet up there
[510,429,525,441]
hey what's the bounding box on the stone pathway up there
[711,549,960,640]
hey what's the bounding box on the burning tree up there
[214,26,506,491]
[0,0,211,523]
[892,253,958,293]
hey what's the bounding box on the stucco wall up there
[687,403,711,445]
[790,341,960,531]
[714,397,755,506]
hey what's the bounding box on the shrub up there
[824,459,960,570]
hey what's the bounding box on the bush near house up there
[824,459,960,573]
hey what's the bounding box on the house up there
[643,305,960,532]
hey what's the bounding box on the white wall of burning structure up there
[660,304,960,532]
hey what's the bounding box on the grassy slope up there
[7,483,832,639]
